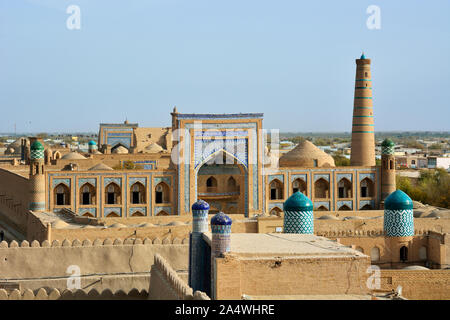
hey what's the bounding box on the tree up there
[332,153,350,166]
[396,169,450,208]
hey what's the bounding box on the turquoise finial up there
[360,52,366,59]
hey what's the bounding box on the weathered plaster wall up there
[214,254,371,300]
[0,240,188,292]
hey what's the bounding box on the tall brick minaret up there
[350,53,376,166]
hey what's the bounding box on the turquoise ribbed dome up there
[385,190,413,210]
[283,191,313,211]
[88,140,97,146]
[30,141,44,151]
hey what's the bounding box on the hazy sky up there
[0,0,449,133]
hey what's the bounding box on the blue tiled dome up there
[283,191,313,212]
[211,212,232,226]
[385,190,413,210]
[360,53,366,59]
[88,140,97,146]
[192,199,210,211]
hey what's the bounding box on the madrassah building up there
[1,54,392,219]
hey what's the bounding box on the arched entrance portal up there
[195,150,247,215]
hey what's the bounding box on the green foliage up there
[428,143,442,150]
[396,169,450,208]
[332,153,350,166]
[402,139,424,149]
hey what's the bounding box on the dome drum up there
[283,192,314,234]
[383,190,414,237]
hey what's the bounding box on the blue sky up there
[0,0,449,133]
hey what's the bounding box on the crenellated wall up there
[0,287,149,300]
[0,239,188,293]
[148,253,210,300]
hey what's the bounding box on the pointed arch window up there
[130,182,146,204]
[105,183,121,205]
[80,183,96,205]
[54,184,70,206]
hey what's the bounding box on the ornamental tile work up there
[314,201,330,210]
[337,173,352,182]
[30,149,44,160]
[337,200,353,210]
[154,177,171,187]
[104,207,121,217]
[78,178,97,188]
[268,203,283,211]
[154,206,172,215]
[129,207,146,216]
[291,174,307,183]
[194,138,248,169]
[52,178,71,188]
[79,208,96,216]
[384,209,414,237]
[359,200,375,209]
[268,175,284,184]
[359,173,375,182]
[211,228,231,257]
[192,210,209,233]
[104,177,122,187]
[314,174,330,182]
[283,210,314,234]
[129,177,147,187]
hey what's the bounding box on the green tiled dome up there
[381,139,395,155]
[283,191,313,211]
[381,139,395,148]
[30,141,44,160]
[30,141,44,151]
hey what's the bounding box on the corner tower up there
[29,139,46,212]
[350,53,376,166]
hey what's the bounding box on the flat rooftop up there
[202,233,367,259]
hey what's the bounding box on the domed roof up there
[381,139,395,155]
[385,190,413,210]
[31,141,44,151]
[279,140,335,167]
[5,137,28,154]
[88,163,113,171]
[61,152,87,160]
[88,140,97,146]
[381,139,395,147]
[145,142,163,153]
[360,53,366,59]
[211,212,232,226]
[112,146,129,154]
[283,191,313,211]
[192,199,210,211]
